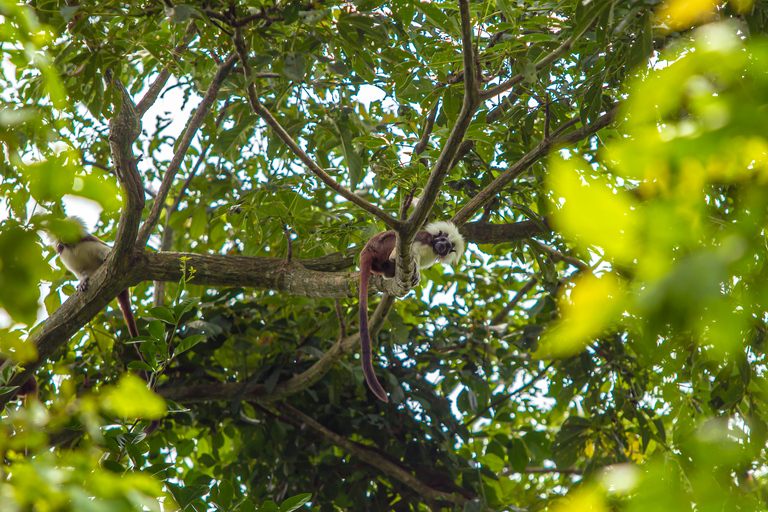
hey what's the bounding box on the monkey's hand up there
[410,257,421,287]
[77,277,90,293]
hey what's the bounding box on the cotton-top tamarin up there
[358,221,464,402]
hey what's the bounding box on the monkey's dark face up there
[432,231,455,257]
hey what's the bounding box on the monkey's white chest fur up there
[58,240,112,280]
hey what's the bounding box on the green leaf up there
[284,53,306,82]
[280,493,312,512]
[148,320,166,341]
[167,483,209,510]
[508,437,529,473]
[127,361,153,372]
[150,306,176,325]
[169,4,201,24]
[174,295,200,319]
[59,5,79,21]
[100,374,166,419]
[259,501,279,512]
[216,480,234,510]
[336,122,363,189]
[175,334,207,356]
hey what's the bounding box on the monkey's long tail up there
[359,259,389,402]
[117,289,161,434]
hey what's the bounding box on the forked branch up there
[233,28,399,229]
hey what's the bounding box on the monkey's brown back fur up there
[358,230,437,402]
[358,231,397,402]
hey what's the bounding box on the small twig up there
[82,159,111,172]
[137,21,199,117]
[500,466,583,476]
[464,363,553,425]
[335,299,346,341]
[490,277,538,325]
[283,223,293,261]
[413,99,440,160]
[400,183,417,219]
[527,239,589,271]
[206,16,233,37]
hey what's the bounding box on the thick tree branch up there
[137,53,238,248]
[461,218,551,244]
[277,403,468,508]
[233,28,398,229]
[388,0,480,300]
[136,21,199,118]
[3,216,541,408]
[2,73,147,408]
[452,106,619,226]
[404,0,479,237]
[106,73,144,259]
[137,251,362,298]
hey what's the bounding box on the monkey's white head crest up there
[424,221,465,266]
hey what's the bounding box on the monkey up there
[358,221,464,402]
[53,218,138,341]
[52,217,162,435]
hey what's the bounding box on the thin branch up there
[464,363,553,426]
[481,19,594,102]
[491,277,538,325]
[452,106,619,226]
[527,239,589,271]
[233,28,399,229]
[137,53,238,248]
[153,130,217,306]
[283,223,293,261]
[265,294,395,402]
[501,465,583,476]
[413,99,440,159]
[277,403,469,507]
[206,16,233,37]
[82,159,110,172]
[204,8,281,27]
[335,299,346,340]
[137,21,199,118]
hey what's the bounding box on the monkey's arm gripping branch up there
[232,28,400,231]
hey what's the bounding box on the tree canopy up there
[3,0,768,510]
